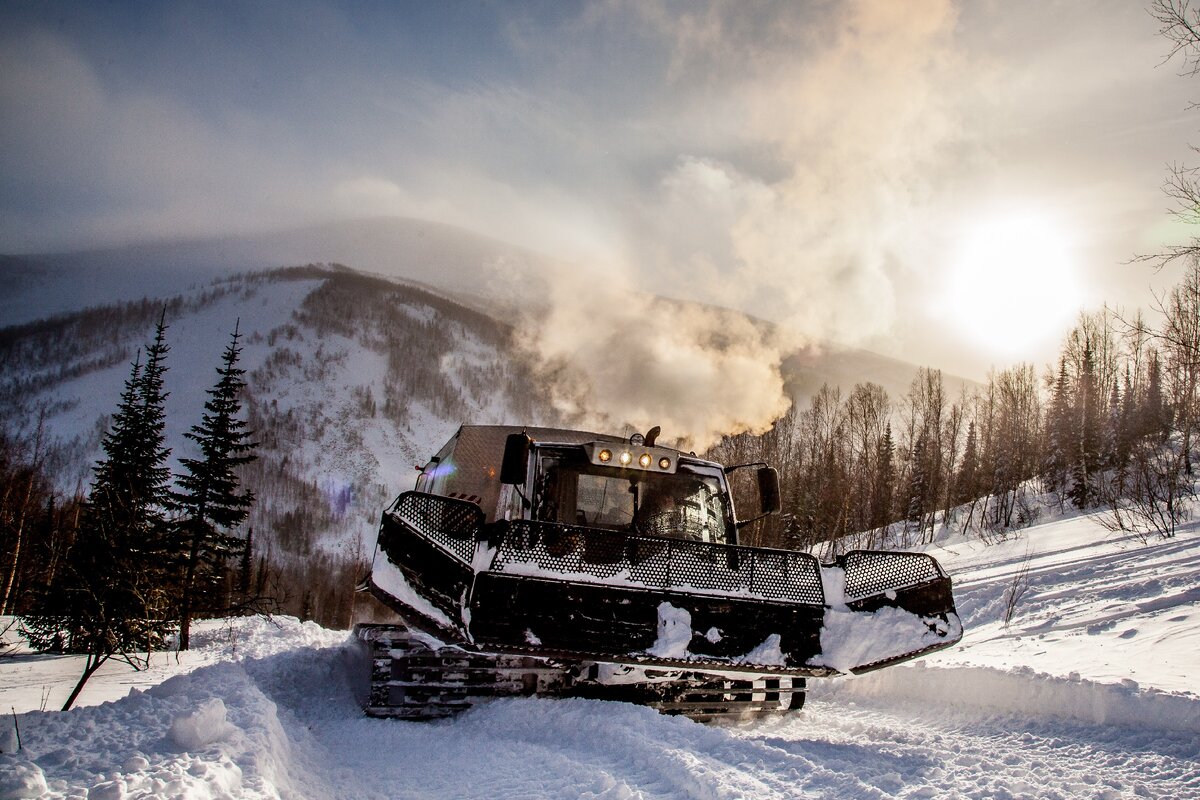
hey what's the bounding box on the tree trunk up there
[0,477,35,616]
[178,522,203,652]
[62,652,107,711]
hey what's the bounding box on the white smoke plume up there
[516,0,968,448]
[515,270,792,451]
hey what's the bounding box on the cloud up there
[2,0,1192,391]
[506,0,974,443]
[620,0,968,338]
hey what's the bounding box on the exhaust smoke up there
[515,0,967,447]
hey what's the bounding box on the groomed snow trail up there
[4,518,1200,798]
[4,630,1199,799]
[201,641,1200,798]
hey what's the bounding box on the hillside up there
[0,506,1195,799]
[0,217,552,328]
[0,265,561,623]
[1,260,973,623]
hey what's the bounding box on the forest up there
[713,261,1200,555]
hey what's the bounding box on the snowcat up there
[353,425,962,720]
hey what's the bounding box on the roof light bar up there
[585,443,677,473]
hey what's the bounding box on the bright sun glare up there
[944,212,1082,358]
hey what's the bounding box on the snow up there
[741,634,786,667]
[1,511,1199,798]
[167,698,237,751]
[368,555,454,630]
[918,513,1200,695]
[813,606,962,673]
[647,602,692,658]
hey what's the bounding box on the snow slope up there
[0,217,552,328]
[1,509,1197,799]
[2,267,549,570]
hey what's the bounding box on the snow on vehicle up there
[353,425,962,720]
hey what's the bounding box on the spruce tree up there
[1070,343,1102,509]
[1043,357,1073,499]
[1141,350,1169,441]
[955,420,979,507]
[171,323,258,650]
[904,433,929,542]
[22,315,175,709]
[869,423,895,532]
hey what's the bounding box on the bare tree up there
[1101,436,1191,540]
[1140,1,1200,267]
[1160,261,1200,467]
[1002,548,1035,626]
[845,383,891,543]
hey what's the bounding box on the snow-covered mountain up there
[0,217,559,328]
[2,216,984,623]
[2,263,565,623]
[1,505,1195,798]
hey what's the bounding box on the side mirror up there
[500,433,531,485]
[757,467,781,515]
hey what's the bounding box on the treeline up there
[0,288,244,413]
[713,261,1200,552]
[290,268,545,425]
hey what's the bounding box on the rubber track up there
[359,626,804,721]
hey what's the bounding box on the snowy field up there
[0,510,1197,799]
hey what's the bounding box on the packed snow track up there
[3,519,1199,798]
[2,625,1197,800]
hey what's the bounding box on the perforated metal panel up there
[492,521,824,605]
[388,492,482,564]
[840,550,944,601]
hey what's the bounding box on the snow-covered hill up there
[1,265,560,623]
[1,509,1196,799]
[0,217,553,328]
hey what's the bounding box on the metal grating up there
[841,550,943,601]
[492,520,824,605]
[388,492,483,564]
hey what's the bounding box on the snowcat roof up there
[454,424,709,459]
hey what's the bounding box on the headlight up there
[584,441,677,473]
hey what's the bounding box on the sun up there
[942,212,1082,358]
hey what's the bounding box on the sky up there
[1,0,1197,382]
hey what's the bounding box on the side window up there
[417,435,457,494]
[533,456,561,522]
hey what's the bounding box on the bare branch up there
[1152,0,1200,75]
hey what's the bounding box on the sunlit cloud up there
[0,0,1194,388]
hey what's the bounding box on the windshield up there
[532,448,730,543]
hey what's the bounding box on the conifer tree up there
[1103,380,1124,471]
[238,527,255,599]
[869,423,895,532]
[1141,350,1169,440]
[23,315,175,709]
[904,433,929,541]
[171,323,258,651]
[1070,343,1102,509]
[1042,357,1073,499]
[955,420,979,506]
